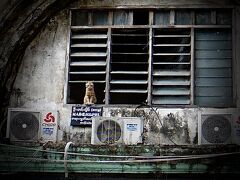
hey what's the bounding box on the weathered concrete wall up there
[0,0,78,140]
[71,0,236,8]
[6,0,240,145]
[10,11,68,108]
[9,9,72,142]
[103,108,198,145]
[8,8,198,144]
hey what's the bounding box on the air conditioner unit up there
[91,117,143,145]
[6,108,58,143]
[198,108,240,145]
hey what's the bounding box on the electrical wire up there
[1,143,240,160]
[0,143,182,158]
[1,151,240,164]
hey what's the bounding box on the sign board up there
[126,123,138,131]
[41,111,58,142]
[71,106,102,126]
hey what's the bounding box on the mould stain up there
[108,108,194,144]
[160,112,191,144]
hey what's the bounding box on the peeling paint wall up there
[8,0,240,146]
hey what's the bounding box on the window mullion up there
[88,11,92,26]
[211,10,217,25]
[147,11,153,105]
[129,11,133,25]
[170,9,175,25]
[190,27,195,105]
[108,11,113,25]
[147,27,153,105]
[105,27,111,105]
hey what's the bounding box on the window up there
[110,28,149,104]
[69,28,108,104]
[67,9,233,107]
[194,29,233,107]
[152,28,191,105]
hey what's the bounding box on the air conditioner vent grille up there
[10,112,39,141]
[202,115,231,144]
[97,120,122,144]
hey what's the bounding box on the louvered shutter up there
[152,28,191,105]
[195,29,233,107]
[110,29,149,104]
[68,29,108,103]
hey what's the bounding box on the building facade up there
[1,0,240,177]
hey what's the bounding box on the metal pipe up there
[64,141,74,178]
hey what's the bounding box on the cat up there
[83,81,97,105]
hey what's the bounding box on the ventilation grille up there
[96,120,122,144]
[91,117,124,144]
[201,114,232,144]
[9,111,40,141]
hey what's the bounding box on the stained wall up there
[8,0,240,145]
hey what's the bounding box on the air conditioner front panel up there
[232,110,240,145]
[201,114,232,144]
[8,110,41,142]
[198,108,237,145]
[7,108,58,143]
[96,119,122,144]
[91,117,143,145]
[91,117,123,144]
[123,117,143,145]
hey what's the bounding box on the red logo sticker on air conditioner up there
[236,116,240,125]
[44,112,55,123]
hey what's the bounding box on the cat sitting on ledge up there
[83,81,97,105]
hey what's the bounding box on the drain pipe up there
[64,141,74,178]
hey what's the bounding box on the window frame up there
[65,7,235,108]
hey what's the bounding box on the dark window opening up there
[68,83,105,104]
[133,11,149,25]
[71,11,88,26]
[110,28,149,104]
[216,9,232,25]
[195,10,212,25]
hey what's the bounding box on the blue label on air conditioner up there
[126,124,138,131]
[236,129,240,136]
